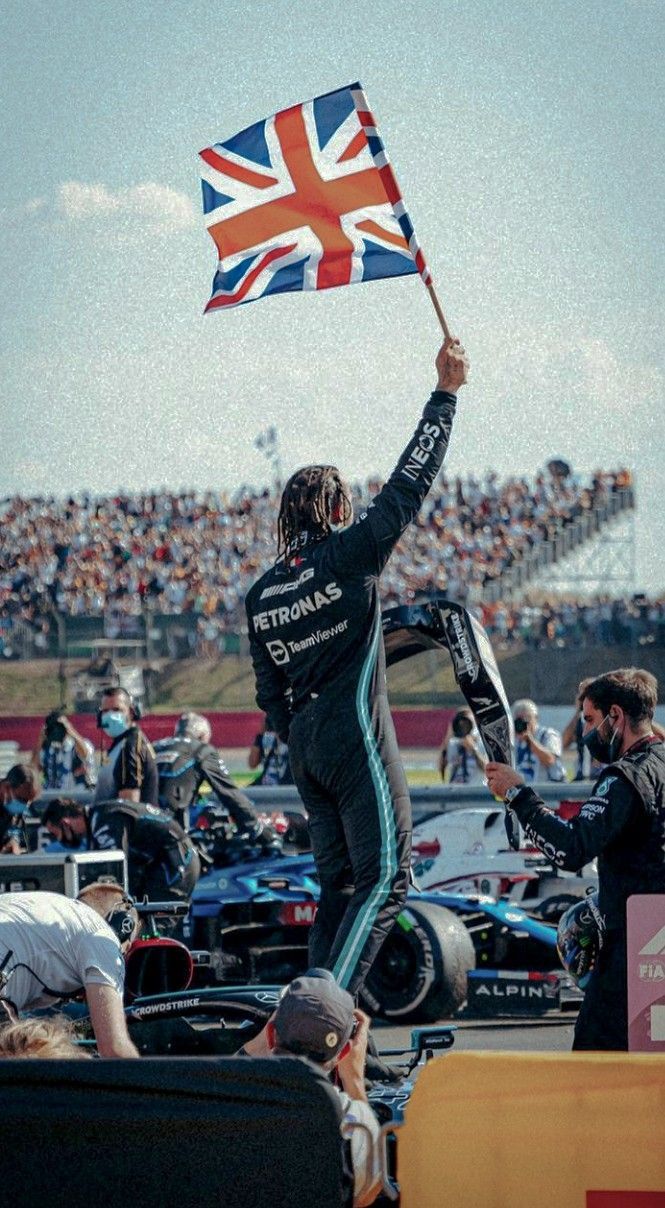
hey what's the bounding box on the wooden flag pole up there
[427,282,452,342]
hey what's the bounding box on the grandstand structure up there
[482,482,636,602]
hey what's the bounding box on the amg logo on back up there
[260,567,315,600]
[401,421,440,482]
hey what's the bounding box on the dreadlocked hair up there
[277,465,352,566]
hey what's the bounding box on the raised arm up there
[329,339,468,579]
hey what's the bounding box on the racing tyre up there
[362,901,475,1023]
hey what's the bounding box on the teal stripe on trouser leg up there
[333,614,397,989]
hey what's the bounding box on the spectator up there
[439,707,487,784]
[0,1015,90,1059]
[42,797,200,902]
[512,699,566,783]
[33,710,96,791]
[248,718,293,786]
[240,970,381,1207]
[0,764,40,855]
[154,711,264,836]
[0,883,139,1057]
[94,687,158,807]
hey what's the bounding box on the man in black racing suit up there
[486,667,665,1050]
[154,711,265,836]
[43,797,201,902]
[245,338,468,995]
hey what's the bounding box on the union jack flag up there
[200,82,431,313]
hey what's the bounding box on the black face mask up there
[582,714,622,765]
[58,824,83,850]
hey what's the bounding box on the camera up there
[451,711,473,739]
[514,717,529,735]
[44,711,67,744]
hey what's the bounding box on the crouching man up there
[241,970,381,1207]
[0,882,140,1058]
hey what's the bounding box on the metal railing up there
[482,486,635,603]
[34,780,593,820]
[244,780,592,817]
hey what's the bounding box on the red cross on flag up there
[199,82,438,316]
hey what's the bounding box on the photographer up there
[512,699,565,784]
[248,718,293,787]
[0,764,40,855]
[241,970,381,1207]
[439,707,487,785]
[33,710,96,791]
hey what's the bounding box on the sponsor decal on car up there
[467,969,560,1014]
[278,901,318,925]
[132,996,202,1017]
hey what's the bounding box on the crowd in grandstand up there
[0,463,633,654]
[480,594,663,650]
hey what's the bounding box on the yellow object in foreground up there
[399,1051,665,1208]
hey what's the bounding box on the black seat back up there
[0,1056,352,1208]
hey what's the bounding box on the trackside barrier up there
[0,1056,353,1208]
[397,1051,665,1208]
[244,780,595,814]
[32,780,593,821]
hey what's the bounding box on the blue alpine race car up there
[185,851,557,1021]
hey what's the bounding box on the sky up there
[1,0,663,588]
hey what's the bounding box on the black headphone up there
[96,687,143,728]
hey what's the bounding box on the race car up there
[410,802,597,923]
[184,851,557,1022]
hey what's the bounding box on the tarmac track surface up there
[374,1011,575,1058]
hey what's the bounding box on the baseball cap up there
[273,970,356,1063]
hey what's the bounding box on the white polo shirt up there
[0,891,124,1011]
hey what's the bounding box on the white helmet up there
[175,712,211,744]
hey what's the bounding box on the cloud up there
[6,182,197,233]
[55,180,197,232]
[578,337,663,412]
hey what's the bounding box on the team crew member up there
[154,711,261,833]
[42,798,200,902]
[245,338,468,995]
[0,883,139,1057]
[95,687,158,807]
[486,667,665,1050]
